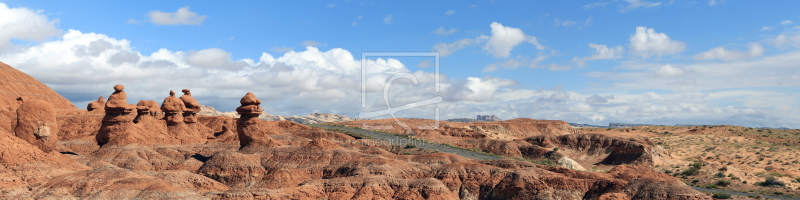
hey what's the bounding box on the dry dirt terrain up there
[0,60,716,199]
[583,126,800,199]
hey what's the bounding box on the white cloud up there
[148,6,207,25]
[431,27,458,36]
[553,18,577,26]
[780,20,793,25]
[270,46,294,53]
[351,21,358,26]
[693,42,764,60]
[300,40,325,47]
[126,19,140,25]
[654,64,686,77]
[185,48,247,70]
[708,0,725,6]
[1,28,527,120]
[620,0,661,12]
[484,22,543,58]
[0,3,61,51]
[431,35,488,57]
[761,26,774,31]
[582,2,608,9]
[482,59,524,72]
[383,14,392,25]
[571,43,624,65]
[628,26,686,58]
[327,4,335,8]
[445,10,455,15]
[417,60,433,68]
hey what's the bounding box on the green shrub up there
[405,142,416,148]
[711,192,732,199]
[715,180,731,187]
[691,162,703,169]
[714,172,726,178]
[681,167,700,176]
[759,176,785,187]
[704,184,719,189]
[553,147,559,151]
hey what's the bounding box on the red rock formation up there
[14,98,59,152]
[86,96,105,113]
[179,89,200,123]
[525,134,681,167]
[0,61,76,134]
[234,92,283,149]
[161,90,185,126]
[133,100,160,123]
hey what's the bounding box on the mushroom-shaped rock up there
[14,98,58,152]
[134,100,161,123]
[234,92,279,149]
[161,90,185,125]
[179,89,200,123]
[87,96,105,113]
[179,89,201,113]
[104,85,136,111]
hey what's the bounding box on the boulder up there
[87,96,105,113]
[14,98,58,152]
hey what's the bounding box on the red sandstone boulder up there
[86,96,105,113]
[14,98,59,152]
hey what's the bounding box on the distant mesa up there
[199,104,356,124]
[447,115,502,122]
[477,115,501,121]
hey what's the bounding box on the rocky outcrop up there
[96,85,143,146]
[477,114,501,121]
[133,100,160,123]
[525,134,682,167]
[161,90,185,126]
[179,89,200,124]
[234,93,283,149]
[86,96,105,113]
[14,98,59,152]
[0,61,76,134]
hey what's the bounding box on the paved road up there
[311,124,503,161]
[691,186,798,200]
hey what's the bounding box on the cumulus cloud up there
[571,43,624,65]
[0,29,525,120]
[761,26,773,31]
[693,42,764,60]
[780,20,793,25]
[148,6,207,25]
[620,0,661,12]
[0,3,61,51]
[628,26,686,58]
[484,22,543,58]
[300,40,325,47]
[185,48,248,70]
[445,10,455,15]
[431,27,458,36]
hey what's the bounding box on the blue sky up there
[1,0,800,128]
